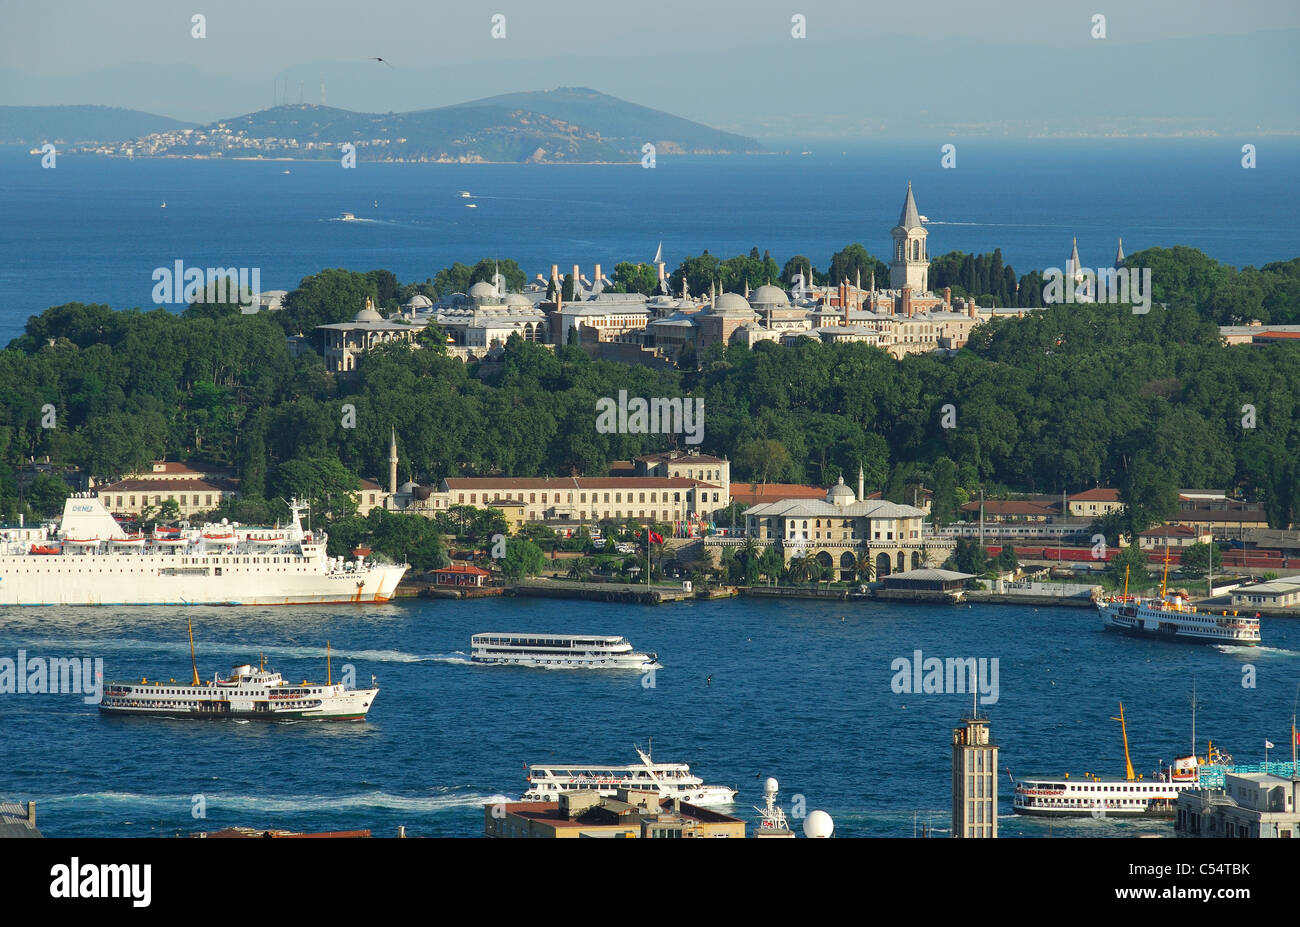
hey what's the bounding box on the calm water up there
[2,596,1295,838]
[2,139,1298,344]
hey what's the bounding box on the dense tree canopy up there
[4,247,1298,535]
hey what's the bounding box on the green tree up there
[501,538,545,580]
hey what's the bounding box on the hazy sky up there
[2,0,1297,137]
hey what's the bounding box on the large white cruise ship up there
[0,495,407,606]
[521,746,737,806]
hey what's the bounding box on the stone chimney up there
[572,264,581,296]
[902,286,913,318]
[968,299,977,319]
[944,286,951,309]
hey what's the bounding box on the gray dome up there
[403,294,433,310]
[826,476,856,506]
[468,281,497,298]
[353,300,383,322]
[504,292,534,307]
[750,284,789,307]
[713,292,755,314]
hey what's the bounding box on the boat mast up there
[188,618,200,686]
[1111,702,1136,781]
[1160,534,1171,600]
[1123,564,1129,600]
[326,640,332,685]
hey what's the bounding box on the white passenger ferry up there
[471,633,659,670]
[522,746,736,806]
[0,495,406,605]
[1013,702,1221,818]
[100,626,377,722]
[1098,562,1260,645]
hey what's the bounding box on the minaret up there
[388,427,398,496]
[952,710,998,838]
[858,465,864,501]
[890,182,929,292]
[1114,236,1125,268]
[1068,237,1089,298]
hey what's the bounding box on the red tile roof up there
[730,483,825,505]
[1071,488,1120,502]
[444,477,715,490]
[434,563,492,577]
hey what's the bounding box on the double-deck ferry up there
[0,495,406,605]
[1014,702,1232,817]
[471,633,659,670]
[1098,561,1260,645]
[521,746,736,806]
[100,624,377,722]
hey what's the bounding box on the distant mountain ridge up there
[0,105,196,144]
[32,89,762,162]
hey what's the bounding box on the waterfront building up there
[97,461,239,518]
[554,291,652,346]
[484,789,746,839]
[634,450,730,499]
[1066,488,1123,518]
[432,563,492,587]
[952,713,998,838]
[1137,524,1213,550]
[436,476,727,526]
[1175,772,1300,838]
[740,474,928,578]
[1230,577,1300,610]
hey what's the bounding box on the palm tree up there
[566,557,593,582]
[788,553,819,585]
[854,552,875,583]
[917,544,938,568]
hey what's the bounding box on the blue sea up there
[2,139,1299,345]
[2,596,1296,838]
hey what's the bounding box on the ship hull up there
[99,687,377,722]
[0,559,407,606]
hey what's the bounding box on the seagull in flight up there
[368,57,395,68]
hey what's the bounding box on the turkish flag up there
[648,531,664,544]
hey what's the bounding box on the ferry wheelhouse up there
[521,746,736,806]
[471,633,659,670]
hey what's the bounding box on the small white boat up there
[339,212,357,221]
[458,191,472,198]
[465,203,477,209]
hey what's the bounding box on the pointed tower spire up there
[897,180,922,229]
[1114,236,1125,268]
[1069,236,1082,276]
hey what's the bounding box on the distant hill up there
[444,87,762,155]
[54,89,763,162]
[0,105,195,144]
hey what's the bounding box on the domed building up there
[317,297,424,374]
[695,291,758,352]
[740,469,931,581]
